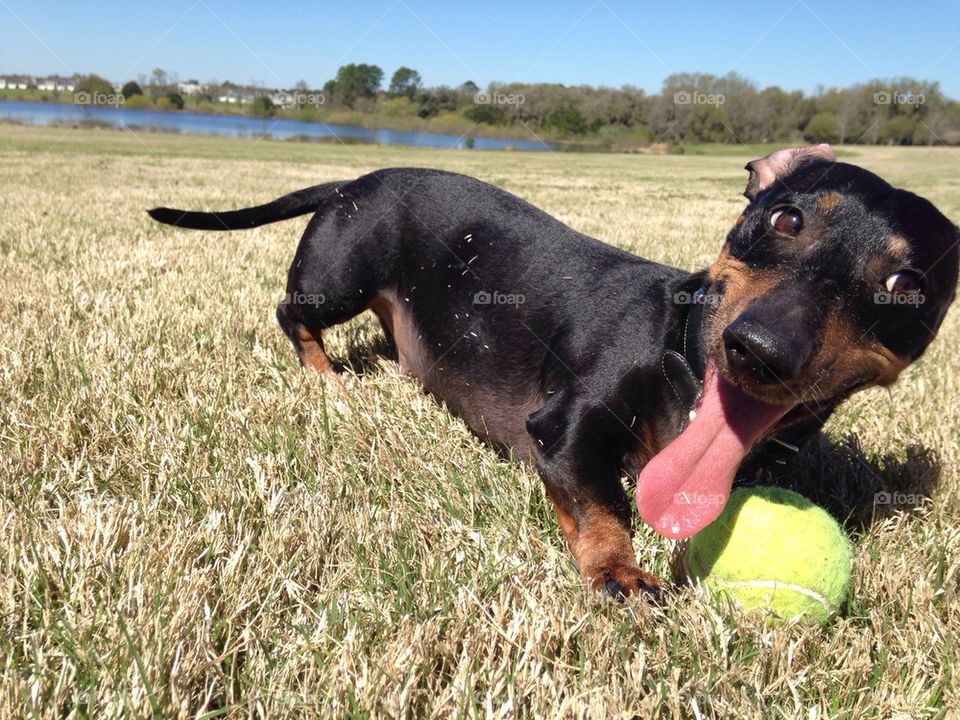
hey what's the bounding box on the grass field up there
[1,123,958,718]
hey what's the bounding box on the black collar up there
[682,285,709,380]
[662,283,709,413]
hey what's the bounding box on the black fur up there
[150,161,959,600]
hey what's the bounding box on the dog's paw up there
[582,562,663,603]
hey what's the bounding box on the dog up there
[149,144,959,600]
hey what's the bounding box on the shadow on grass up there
[332,333,398,376]
[739,433,943,532]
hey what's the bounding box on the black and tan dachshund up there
[150,145,959,600]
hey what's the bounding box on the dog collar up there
[661,284,708,415]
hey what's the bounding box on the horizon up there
[0,67,956,101]
[2,0,959,99]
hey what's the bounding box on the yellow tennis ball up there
[686,486,853,624]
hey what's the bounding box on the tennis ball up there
[686,486,852,624]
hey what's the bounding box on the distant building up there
[217,87,261,105]
[0,74,34,90]
[36,75,77,92]
[1,71,285,105]
[241,87,262,103]
[178,79,204,95]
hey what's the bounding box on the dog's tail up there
[148,180,348,230]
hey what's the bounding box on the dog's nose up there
[722,319,806,383]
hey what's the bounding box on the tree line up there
[72,65,960,146]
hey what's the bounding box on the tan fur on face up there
[813,310,910,393]
[887,234,912,262]
[705,249,910,406]
[705,248,784,344]
[817,191,843,213]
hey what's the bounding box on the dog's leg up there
[544,479,661,600]
[528,395,662,601]
[276,301,333,372]
[275,209,399,373]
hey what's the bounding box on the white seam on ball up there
[707,578,835,612]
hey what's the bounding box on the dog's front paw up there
[582,562,663,603]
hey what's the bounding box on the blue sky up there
[2,0,959,97]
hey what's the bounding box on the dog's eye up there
[769,208,803,236]
[884,270,924,296]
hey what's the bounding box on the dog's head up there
[637,145,959,538]
[708,144,958,406]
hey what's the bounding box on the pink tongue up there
[636,363,792,539]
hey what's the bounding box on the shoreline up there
[0,91,551,141]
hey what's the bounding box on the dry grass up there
[0,124,958,719]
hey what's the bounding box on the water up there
[0,100,554,151]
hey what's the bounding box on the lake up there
[0,100,554,151]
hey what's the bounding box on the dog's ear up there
[744,144,836,201]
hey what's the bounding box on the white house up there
[36,75,77,92]
[0,75,33,90]
[178,79,204,95]
[216,87,261,105]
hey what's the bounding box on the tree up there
[544,107,588,136]
[121,81,143,99]
[124,94,152,110]
[330,63,383,107]
[878,115,917,145]
[921,103,960,145]
[250,95,275,117]
[803,112,842,143]
[464,104,505,124]
[151,68,168,89]
[75,74,114,96]
[388,67,422,98]
[755,86,806,142]
[163,92,185,110]
[322,79,337,103]
[460,80,479,96]
[415,86,460,118]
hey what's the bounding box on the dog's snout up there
[722,318,807,383]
